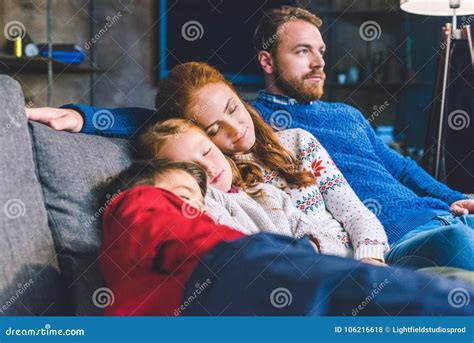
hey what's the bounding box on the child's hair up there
[106,158,208,198]
[153,61,316,190]
[137,118,259,195]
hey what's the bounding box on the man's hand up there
[450,199,474,216]
[25,107,84,132]
[360,258,387,266]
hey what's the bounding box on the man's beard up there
[273,66,325,103]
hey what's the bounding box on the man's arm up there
[26,104,155,139]
[355,110,467,205]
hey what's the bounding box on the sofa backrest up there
[29,121,134,315]
[0,76,70,315]
[0,75,135,315]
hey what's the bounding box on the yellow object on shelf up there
[13,37,23,58]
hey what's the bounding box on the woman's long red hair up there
[154,62,315,189]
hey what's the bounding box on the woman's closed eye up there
[207,125,219,137]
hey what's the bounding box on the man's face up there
[272,20,326,103]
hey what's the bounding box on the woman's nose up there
[223,117,241,138]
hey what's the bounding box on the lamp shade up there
[400,0,474,16]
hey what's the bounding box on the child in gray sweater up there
[105,158,329,255]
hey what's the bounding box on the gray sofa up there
[0,75,133,315]
[2,75,472,317]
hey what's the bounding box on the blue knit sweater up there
[62,92,466,243]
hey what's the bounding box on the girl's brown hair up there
[154,62,315,189]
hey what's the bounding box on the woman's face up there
[186,82,256,155]
[157,128,233,192]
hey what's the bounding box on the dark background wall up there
[1,0,469,154]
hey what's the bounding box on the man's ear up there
[257,51,275,75]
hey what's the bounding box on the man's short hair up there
[253,6,322,53]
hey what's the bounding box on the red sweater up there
[99,186,244,315]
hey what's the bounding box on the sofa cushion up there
[0,76,69,315]
[29,121,133,315]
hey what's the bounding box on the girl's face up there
[157,128,233,192]
[186,82,256,155]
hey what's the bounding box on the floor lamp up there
[401,0,474,182]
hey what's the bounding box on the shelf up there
[0,53,103,74]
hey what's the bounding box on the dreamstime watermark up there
[270,287,292,308]
[92,287,115,308]
[174,279,212,315]
[348,101,391,139]
[447,110,470,131]
[181,200,203,219]
[0,279,34,314]
[5,324,85,337]
[2,113,21,135]
[171,101,210,138]
[359,21,382,41]
[352,278,390,316]
[181,20,204,42]
[367,101,390,124]
[92,110,115,131]
[3,198,26,219]
[85,191,121,228]
[189,101,210,123]
[269,109,292,131]
[260,15,297,51]
[448,287,470,308]
[363,198,382,216]
[84,11,123,50]
[440,15,474,49]
[3,20,26,41]
[1,102,34,135]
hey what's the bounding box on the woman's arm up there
[289,129,389,261]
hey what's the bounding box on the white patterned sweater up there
[232,128,389,260]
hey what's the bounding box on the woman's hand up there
[26,107,84,132]
[360,258,387,266]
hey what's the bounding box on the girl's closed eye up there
[229,103,237,114]
[203,147,212,156]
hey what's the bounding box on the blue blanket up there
[182,233,474,316]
